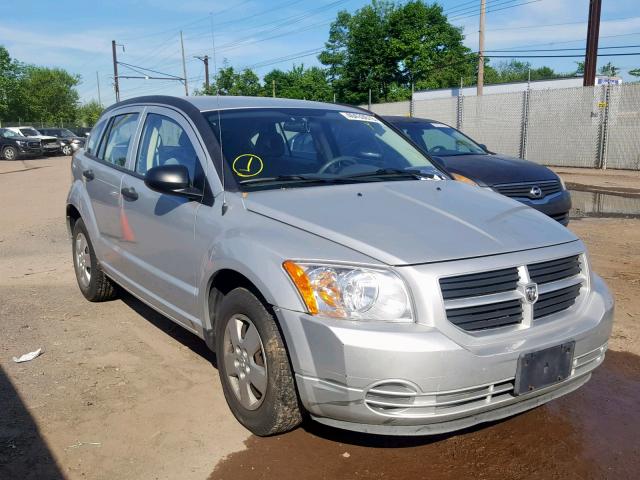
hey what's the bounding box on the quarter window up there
[98,113,139,167]
[136,113,202,189]
[85,119,108,155]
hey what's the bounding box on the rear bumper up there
[511,190,572,225]
[276,274,613,435]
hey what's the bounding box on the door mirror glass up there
[144,164,201,200]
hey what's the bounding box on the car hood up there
[31,135,59,141]
[243,180,577,266]
[434,154,558,186]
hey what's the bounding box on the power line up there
[450,0,543,21]
[446,0,521,18]
[486,44,640,52]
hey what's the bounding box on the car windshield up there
[19,128,41,137]
[205,108,444,190]
[396,122,487,157]
[58,129,75,137]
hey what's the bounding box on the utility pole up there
[180,31,189,96]
[272,80,276,98]
[194,55,210,92]
[368,88,372,110]
[477,0,486,96]
[583,0,602,86]
[96,71,102,105]
[111,40,120,102]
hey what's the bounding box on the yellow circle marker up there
[232,154,264,178]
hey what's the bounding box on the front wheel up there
[215,288,302,436]
[61,145,73,156]
[3,146,18,161]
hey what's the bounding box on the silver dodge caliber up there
[67,95,614,436]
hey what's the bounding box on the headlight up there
[283,261,413,322]
[451,173,478,186]
[559,176,567,190]
[71,139,81,144]
[16,140,27,146]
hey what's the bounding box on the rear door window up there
[97,113,140,167]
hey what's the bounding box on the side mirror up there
[145,164,201,200]
[479,143,489,152]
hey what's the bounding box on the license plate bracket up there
[514,342,575,395]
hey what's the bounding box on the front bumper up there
[276,273,613,435]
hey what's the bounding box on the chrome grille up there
[439,267,519,300]
[493,180,562,199]
[528,255,580,284]
[534,284,582,319]
[27,141,41,148]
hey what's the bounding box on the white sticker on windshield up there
[340,112,381,123]
[431,123,450,128]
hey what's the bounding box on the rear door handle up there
[82,169,95,181]
[121,186,139,201]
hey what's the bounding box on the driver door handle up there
[121,186,139,201]
[82,169,95,181]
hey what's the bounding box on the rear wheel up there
[215,288,302,436]
[72,219,118,302]
[3,146,18,161]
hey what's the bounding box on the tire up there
[62,145,73,156]
[72,218,118,302]
[3,146,18,161]
[215,288,302,436]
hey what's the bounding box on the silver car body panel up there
[66,95,614,435]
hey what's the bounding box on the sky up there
[2,0,639,106]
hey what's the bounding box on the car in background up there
[39,127,86,156]
[384,116,572,225]
[4,126,61,155]
[0,128,42,160]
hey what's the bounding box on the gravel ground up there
[1,157,639,480]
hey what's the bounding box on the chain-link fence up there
[363,83,640,170]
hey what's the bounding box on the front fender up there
[195,200,382,333]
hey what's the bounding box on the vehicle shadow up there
[0,365,65,480]
[118,290,218,368]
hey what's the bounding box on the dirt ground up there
[1,157,639,480]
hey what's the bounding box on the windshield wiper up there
[339,168,437,180]
[238,174,361,186]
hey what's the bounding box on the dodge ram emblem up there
[525,283,539,304]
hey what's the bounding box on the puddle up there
[209,351,640,480]
[570,188,640,220]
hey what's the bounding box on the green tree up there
[599,62,620,77]
[0,46,24,121]
[629,68,640,78]
[196,62,261,96]
[263,65,333,101]
[483,60,565,84]
[17,65,80,123]
[77,101,104,126]
[319,0,474,104]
